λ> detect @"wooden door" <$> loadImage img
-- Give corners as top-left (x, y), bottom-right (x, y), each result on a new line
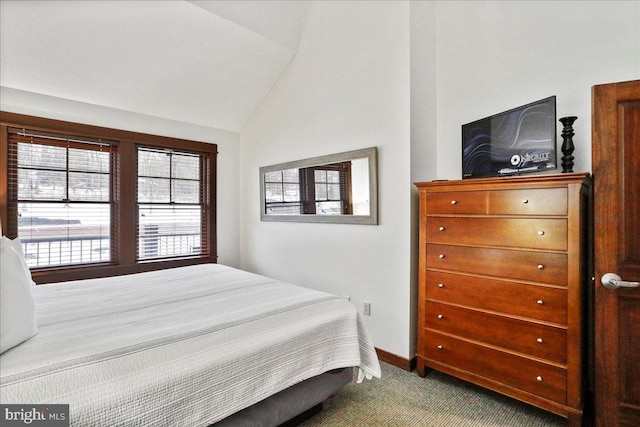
top-left (592, 79), bottom-right (640, 427)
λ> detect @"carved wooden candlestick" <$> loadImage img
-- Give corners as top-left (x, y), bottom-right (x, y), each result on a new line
top-left (560, 116), bottom-right (577, 173)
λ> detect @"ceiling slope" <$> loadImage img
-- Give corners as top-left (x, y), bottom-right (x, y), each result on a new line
top-left (0, 0), bottom-right (306, 132)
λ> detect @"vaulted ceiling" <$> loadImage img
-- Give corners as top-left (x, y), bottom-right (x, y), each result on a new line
top-left (0, 1), bottom-right (310, 132)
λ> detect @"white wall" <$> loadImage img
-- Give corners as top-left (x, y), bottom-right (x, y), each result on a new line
top-left (409, 0), bottom-right (438, 358)
top-left (0, 86), bottom-right (242, 267)
top-left (240, 0), bottom-right (639, 361)
top-left (433, 1), bottom-right (640, 180)
top-left (239, 1), bottom-right (412, 358)
top-left (350, 158), bottom-right (370, 216)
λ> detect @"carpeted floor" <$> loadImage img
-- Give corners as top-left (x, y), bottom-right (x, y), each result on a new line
top-left (298, 362), bottom-right (566, 426)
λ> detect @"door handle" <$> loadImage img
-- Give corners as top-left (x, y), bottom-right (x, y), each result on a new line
top-left (601, 273), bottom-right (640, 290)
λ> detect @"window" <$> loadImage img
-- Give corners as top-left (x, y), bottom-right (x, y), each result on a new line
top-left (263, 168), bottom-right (303, 215)
top-left (8, 129), bottom-right (114, 268)
top-left (311, 163), bottom-right (351, 215)
top-left (263, 162), bottom-right (351, 216)
top-left (137, 147), bottom-right (209, 260)
top-left (1, 112), bottom-right (217, 284)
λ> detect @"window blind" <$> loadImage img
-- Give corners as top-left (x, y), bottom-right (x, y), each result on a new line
top-left (136, 146), bottom-right (209, 260)
top-left (7, 128), bottom-right (116, 268)
top-left (263, 168), bottom-right (303, 215)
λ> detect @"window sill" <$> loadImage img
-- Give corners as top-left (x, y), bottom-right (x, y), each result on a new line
top-left (31, 255), bottom-right (218, 285)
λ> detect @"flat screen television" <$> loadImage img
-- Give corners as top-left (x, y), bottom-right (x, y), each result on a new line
top-left (462, 96), bottom-right (557, 179)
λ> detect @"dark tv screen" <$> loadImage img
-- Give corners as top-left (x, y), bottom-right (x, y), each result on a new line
top-left (462, 96), bottom-right (557, 179)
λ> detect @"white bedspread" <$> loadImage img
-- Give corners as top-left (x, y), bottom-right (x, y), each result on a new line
top-left (0, 264), bottom-right (381, 426)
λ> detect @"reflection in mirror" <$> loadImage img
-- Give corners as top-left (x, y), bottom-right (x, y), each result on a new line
top-left (260, 147), bottom-right (377, 224)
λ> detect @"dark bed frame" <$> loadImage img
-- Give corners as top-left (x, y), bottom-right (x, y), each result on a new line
top-left (212, 368), bottom-right (353, 427)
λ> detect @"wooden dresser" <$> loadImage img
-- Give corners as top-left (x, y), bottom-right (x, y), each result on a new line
top-left (415, 173), bottom-right (591, 426)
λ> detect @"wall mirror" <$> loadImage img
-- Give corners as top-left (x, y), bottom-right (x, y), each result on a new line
top-left (259, 147), bottom-right (378, 224)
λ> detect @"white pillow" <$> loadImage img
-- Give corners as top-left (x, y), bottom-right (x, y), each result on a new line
top-left (1, 236), bottom-right (38, 354)
top-left (4, 236), bottom-right (33, 281)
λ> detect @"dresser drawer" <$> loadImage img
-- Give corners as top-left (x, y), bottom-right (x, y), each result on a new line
top-left (425, 271), bottom-right (567, 324)
top-left (423, 330), bottom-right (567, 404)
top-left (425, 301), bottom-right (567, 364)
top-left (488, 188), bottom-right (567, 216)
top-left (426, 191), bottom-right (486, 214)
top-left (426, 244), bottom-right (567, 285)
top-left (426, 217), bottom-right (567, 251)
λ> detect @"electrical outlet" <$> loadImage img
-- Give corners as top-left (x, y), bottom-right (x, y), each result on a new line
top-left (363, 302), bottom-right (371, 316)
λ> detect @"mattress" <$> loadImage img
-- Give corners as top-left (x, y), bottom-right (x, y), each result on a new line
top-left (0, 264), bottom-right (381, 426)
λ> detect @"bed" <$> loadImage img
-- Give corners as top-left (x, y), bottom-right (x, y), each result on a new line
top-left (0, 258), bottom-right (381, 426)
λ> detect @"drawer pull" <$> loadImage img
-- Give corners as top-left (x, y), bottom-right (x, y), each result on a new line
top-left (438, 283), bottom-right (444, 288)
top-left (522, 199), bottom-right (529, 204)
top-left (437, 314), bottom-right (444, 319)
top-left (536, 299), bottom-right (544, 305)
top-left (536, 376), bottom-right (543, 382)
top-left (537, 264), bottom-right (544, 270)
top-left (439, 226), bottom-right (446, 231)
top-left (537, 338), bottom-right (544, 343)
top-left (437, 345), bottom-right (443, 350)
top-left (450, 200), bottom-right (457, 205)
top-left (439, 254), bottom-right (445, 259)
top-left (538, 230), bottom-right (545, 236)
